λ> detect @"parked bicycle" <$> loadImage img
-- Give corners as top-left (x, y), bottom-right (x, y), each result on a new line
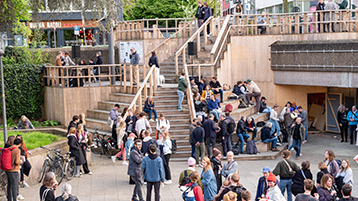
top-left (92, 128), bottom-right (116, 158)
top-left (0, 170), bottom-right (7, 197)
top-left (58, 150), bottom-right (76, 181)
top-left (38, 147), bottom-right (69, 185)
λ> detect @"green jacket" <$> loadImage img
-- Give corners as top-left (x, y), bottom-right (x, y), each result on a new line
top-left (273, 159), bottom-right (300, 178)
top-left (339, 0), bottom-right (348, 9)
top-left (177, 76), bottom-right (188, 92)
top-left (178, 168), bottom-right (203, 189)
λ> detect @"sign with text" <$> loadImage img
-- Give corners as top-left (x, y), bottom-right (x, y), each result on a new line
top-left (119, 41), bottom-right (144, 64)
top-left (74, 26), bottom-right (80, 35)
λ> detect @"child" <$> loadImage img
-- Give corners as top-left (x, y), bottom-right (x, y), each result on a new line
top-left (125, 133), bottom-right (136, 160)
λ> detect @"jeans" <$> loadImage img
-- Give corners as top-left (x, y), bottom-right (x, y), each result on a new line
top-left (222, 135), bottom-right (232, 157)
top-left (212, 89), bottom-right (223, 102)
top-left (210, 110), bottom-right (220, 121)
top-left (143, 108), bottom-right (158, 120)
top-left (177, 90), bottom-right (184, 109)
top-left (236, 132), bottom-right (250, 152)
top-left (147, 181), bottom-right (161, 201)
top-left (195, 142), bottom-right (206, 165)
top-left (6, 172), bottom-right (19, 201)
top-left (349, 125), bottom-right (357, 144)
top-left (190, 143), bottom-right (196, 158)
top-left (304, 125), bottom-right (308, 141)
top-left (270, 119), bottom-right (280, 136)
top-left (132, 176), bottom-right (144, 201)
top-left (262, 107), bottom-right (272, 113)
top-left (263, 137), bottom-right (278, 148)
top-left (206, 137), bottom-right (216, 157)
top-left (93, 67), bottom-right (99, 82)
top-left (288, 139), bottom-right (301, 158)
top-left (247, 128), bottom-right (257, 140)
top-left (279, 179), bottom-right (293, 201)
top-left (163, 154), bottom-right (171, 180)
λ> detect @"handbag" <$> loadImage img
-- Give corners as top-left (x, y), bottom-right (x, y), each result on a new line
top-left (283, 159), bottom-right (296, 175)
top-left (23, 160), bottom-right (32, 177)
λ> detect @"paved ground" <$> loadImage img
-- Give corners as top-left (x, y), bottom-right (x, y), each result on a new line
top-left (17, 132), bottom-right (358, 201)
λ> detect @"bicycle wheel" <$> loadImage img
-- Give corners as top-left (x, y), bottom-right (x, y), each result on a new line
top-left (38, 160), bottom-right (50, 183)
top-left (51, 163), bottom-right (64, 185)
top-left (64, 158), bottom-right (76, 181)
top-left (0, 170), bottom-right (7, 196)
top-left (104, 143), bottom-right (113, 158)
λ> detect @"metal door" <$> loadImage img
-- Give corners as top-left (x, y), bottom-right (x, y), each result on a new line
top-left (326, 93), bottom-right (342, 133)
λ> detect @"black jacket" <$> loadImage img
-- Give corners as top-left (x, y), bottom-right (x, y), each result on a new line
top-left (222, 116), bottom-right (235, 137)
top-left (148, 56), bottom-right (159, 68)
top-left (210, 156), bottom-right (222, 192)
top-left (291, 169), bottom-right (314, 196)
top-left (260, 101), bottom-right (267, 112)
top-left (68, 135), bottom-right (85, 165)
top-left (192, 127), bottom-right (205, 143)
top-left (96, 56), bottom-right (103, 65)
top-left (317, 169), bottom-right (329, 185)
top-left (203, 119), bottom-right (218, 138)
top-left (128, 146), bottom-right (144, 177)
top-left (232, 85), bottom-right (242, 96)
top-left (125, 114), bottom-right (138, 133)
top-left (236, 119), bottom-right (246, 134)
top-left (337, 111), bottom-right (348, 124)
top-left (195, 5), bottom-right (205, 19)
top-left (67, 121), bottom-right (78, 132)
top-left (245, 120), bottom-right (256, 131)
top-left (260, 126), bottom-right (273, 141)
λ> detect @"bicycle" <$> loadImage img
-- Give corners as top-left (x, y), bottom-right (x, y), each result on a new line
top-left (38, 147), bottom-right (64, 185)
top-left (58, 151), bottom-right (76, 181)
top-left (92, 128), bottom-right (116, 158)
top-left (0, 170), bottom-right (7, 197)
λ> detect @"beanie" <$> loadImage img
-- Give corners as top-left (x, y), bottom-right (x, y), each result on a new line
top-left (267, 173), bottom-right (276, 183)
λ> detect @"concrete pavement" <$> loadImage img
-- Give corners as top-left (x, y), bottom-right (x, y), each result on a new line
top-left (18, 132), bottom-right (358, 201)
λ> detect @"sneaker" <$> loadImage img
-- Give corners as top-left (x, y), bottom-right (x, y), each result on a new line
top-left (149, 119), bottom-right (155, 122)
top-left (290, 147), bottom-right (294, 151)
top-left (300, 153), bottom-right (303, 156)
top-left (164, 180), bottom-right (173, 185)
top-left (92, 144), bottom-right (98, 149)
top-left (122, 161), bottom-right (129, 165)
top-left (143, 182), bottom-right (147, 185)
top-left (86, 148), bottom-right (91, 152)
top-left (17, 194), bottom-right (24, 200)
top-left (86, 172), bottom-right (93, 175)
top-left (276, 142), bottom-right (282, 146)
top-left (21, 181), bottom-right (29, 188)
top-left (111, 156), bottom-right (116, 163)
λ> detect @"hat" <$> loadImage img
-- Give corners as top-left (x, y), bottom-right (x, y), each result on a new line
top-left (262, 166), bottom-right (271, 173)
top-left (190, 77), bottom-right (195, 81)
top-left (297, 106), bottom-right (303, 109)
top-left (213, 148), bottom-right (221, 157)
top-left (114, 103), bottom-right (120, 108)
top-left (261, 96), bottom-right (267, 100)
top-left (267, 173), bottom-right (276, 183)
top-left (129, 133), bottom-right (136, 138)
top-left (247, 79), bottom-right (252, 82)
top-left (188, 157), bottom-right (196, 166)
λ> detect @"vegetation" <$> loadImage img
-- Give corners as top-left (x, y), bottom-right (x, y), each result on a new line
top-left (0, 131), bottom-right (65, 150)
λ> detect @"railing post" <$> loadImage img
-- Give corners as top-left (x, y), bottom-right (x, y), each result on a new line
top-left (166, 20), bottom-right (169, 38)
top-left (98, 66), bottom-right (101, 86)
top-left (198, 64), bottom-right (201, 79)
top-left (204, 23), bottom-right (208, 44)
top-left (183, 48), bottom-right (186, 72)
top-left (130, 65), bottom-right (133, 93)
top-left (123, 65), bottom-right (127, 93)
top-left (197, 32), bottom-right (200, 53)
top-left (303, 13), bottom-right (308, 34)
top-left (175, 55), bottom-right (179, 75)
top-left (136, 65), bottom-right (140, 93)
top-left (149, 71), bottom-right (154, 96)
top-left (153, 66), bottom-right (157, 90)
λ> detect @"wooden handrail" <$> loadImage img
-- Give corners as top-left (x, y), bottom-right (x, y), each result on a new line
top-left (122, 65), bottom-right (156, 120)
top-left (183, 63), bottom-right (196, 123)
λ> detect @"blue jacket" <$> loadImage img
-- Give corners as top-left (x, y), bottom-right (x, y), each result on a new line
top-left (125, 139), bottom-right (134, 160)
top-left (260, 126), bottom-right (274, 141)
top-left (207, 98), bottom-right (221, 111)
top-left (192, 127), bottom-right (205, 143)
top-left (201, 169), bottom-right (217, 201)
top-left (255, 176), bottom-right (280, 201)
top-left (232, 85), bottom-right (242, 96)
top-left (141, 153), bottom-right (165, 182)
top-left (144, 99), bottom-right (155, 110)
top-left (347, 110), bottom-right (358, 126)
top-left (203, 119), bottom-right (219, 138)
top-left (204, 6), bottom-right (212, 20)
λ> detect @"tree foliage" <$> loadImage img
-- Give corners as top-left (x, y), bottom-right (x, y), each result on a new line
top-left (0, 0), bottom-right (31, 37)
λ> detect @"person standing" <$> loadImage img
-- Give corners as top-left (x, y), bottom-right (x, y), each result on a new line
top-left (148, 51), bottom-right (161, 87)
top-left (141, 144), bottom-right (165, 201)
top-left (39, 172), bottom-right (58, 201)
top-left (221, 151), bottom-right (238, 180)
top-left (265, 173), bottom-right (286, 201)
top-left (157, 130), bottom-right (173, 185)
top-left (184, 171), bottom-right (205, 201)
top-left (110, 103), bottom-right (120, 142)
top-left (317, 174), bottom-right (337, 201)
top-left (324, 150), bottom-right (340, 178)
top-left (346, 105), bottom-right (358, 144)
top-left (317, 162), bottom-right (329, 187)
top-left (189, 118), bottom-right (198, 158)
top-left (128, 139), bottom-right (144, 201)
top-left (178, 157), bottom-right (203, 189)
top-left (235, 116), bottom-right (250, 154)
top-left (55, 51), bottom-right (64, 85)
top-left (324, 0), bottom-right (337, 32)
top-left (76, 124), bottom-right (93, 174)
top-left (295, 179), bottom-right (319, 201)
top-left (255, 167), bottom-right (279, 201)
top-left (337, 105), bottom-right (348, 143)
top-left (288, 117), bottom-right (305, 159)
top-left (67, 127), bottom-right (85, 178)
top-left (291, 161), bottom-right (314, 196)
top-left (203, 2), bottom-right (212, 35)
top-left (6, 138), bottom-right (22, 201)
top-left (298, 106), bottom-right (309, 142)
top-left (337, 159), bottom-right (353, 187)
top-left (135, 112), bottom-right (152, 136)
top-left (143, 96), bottom-right (158, 122)
top-left (67, 115), bottom-right (80, 132)
top-left (125, 108), bottom-right (138, 134)
top-left (221, 113), bottom-right (235, 158)
top-left (94, 52), bottom-right (102, 81)
top-left (111, 121), bottom-right (128, 165)
top-left (195, 1), bottom-right (205, 34)
top-left (257, 12), bottom-right (267, 35)
top-left (214, 173), bottom-right (246, 201)
top-left (130, 47), bottom-right (140, 85)
top-left (156, 113), bottom-right (170, 139)
top-left (316, 0), bottom-right (326, 32)
top-left (210, 148), bottom-right (222, 193)
top-left (273, 150), bottom-right (300, 201)
top-left (201, 157), bottom-right (217, 201)
top-left (192, 121), bottom-right (206, 166)
top-left (177, 72), bottom-right (188, 111)
top-left (203, 114), bottom-right (220, 157)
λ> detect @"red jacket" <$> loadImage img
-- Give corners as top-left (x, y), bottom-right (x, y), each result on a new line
top-left (187, 183), bottom-right (204, 201)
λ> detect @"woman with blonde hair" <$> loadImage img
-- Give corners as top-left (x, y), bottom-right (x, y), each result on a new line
top-left (112, 121), bottom-right (128, 165)
top-left (337, 105), bottom-right (348, 142)
top-left (317, 174), bottom-right (336, 201)
top-left (336, 159), bottom-right (353, 197)
top-left (201, 157), bottom-right (217, 201)
top-left (39, 172), bottom-right (58, 201)
top-left (158, 130), bottom-right (172, 184)
top-left (317, 161), bottom-right (329, 187)
top-left (223, 191), bottom-right (237, 201)
top-left (17, 115), bottom-right (35, 129)
top-left (79, 113), bottom-right (95, 148)
top-left (76, 124), bottom-right (92, 175)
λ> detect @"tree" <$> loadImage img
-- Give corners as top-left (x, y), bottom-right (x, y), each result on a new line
top-left (0, 0), bottom-right (31, 37)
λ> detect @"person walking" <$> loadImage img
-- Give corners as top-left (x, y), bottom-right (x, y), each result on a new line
top-left (195, 1), bottom-right (205, 34)
top-left (110, 103), bottom-right (120, 142)
top-left (6, 138), bottom-right (22, 201)
top-left (111, 121), bottom-right (128, 165)
top-left (337, 105), bottom-right (348, 143)
top-left (128, 139), bottom-right (144, 201)
top-left (291, 161), bottom-right (314, 196)
top-left (130, 47), bottom-right (140, 85)
top-left (201, 157), bottom-right (217, 201)
top-left (148, 51), bottom-right (161, 87)
top-left (141, 144), bottom-right (165, 201)
top-left (210, 148), bottom-right (222, 193)
top-left (192, 121), bottom-right (206, 166)
top-left (203, 2), bottom-right (212, 35)
top-left (273, 150), bottom-right (300, 201)
top-left (297, 106), bottom-right (309, 142)
top-left (288, 117), bottom-right (305, 159)
top-left (221, 151), bottom-right (238, 180)
top-left (324, 150), bottom-right (340, 178)
top-left (177, 72), bottom-right (188, 111)
top-left (221, 113), bottom-right (235, 158)
top-left (143, 96), bottom-right (158, 122)
top-left (346, 105), bottom-right (358, 144)
top-left (235, 116), bottom-right (250, 154)
top-left (203, 114), bottom-right (220, 157)
top-left (157, 130), bottom-right (172, 185)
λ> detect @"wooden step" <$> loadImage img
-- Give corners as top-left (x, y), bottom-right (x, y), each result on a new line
top-left (97, 101), bottom-right (138, 112)
top-left (109, 93), bottom-right (143, 103)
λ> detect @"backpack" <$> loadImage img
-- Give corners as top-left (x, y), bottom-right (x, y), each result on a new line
top-left (0, 147), bottom-right (16, 170)
top-left (232, 144), bottom-right (240, 155)
top-left (227, 120), bottom-right (236, 134)
top-left (246, 140), bottom-right (258, 154)
top-left (180, 182), bottom-right (198, 201)
top-left (238, 103), bottom-right (246, 108)
top-left (107, 116), bottom-right (113, 128)
top-left (256, 121), bottom-right (265, 127)
top-left (170, 139), bottom-right (177, 154)
top-left (335, 159), bottom-right (342, 168)
top-left (180, 170), bottom-right (191, 186)
top-left (225, 104), bottom-right (233, 112)
top-left (229, 185), bottom-right (246, 201)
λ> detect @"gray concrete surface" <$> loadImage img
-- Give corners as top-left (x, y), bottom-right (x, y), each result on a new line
top-left (17, 132), bottom-right (358, 201)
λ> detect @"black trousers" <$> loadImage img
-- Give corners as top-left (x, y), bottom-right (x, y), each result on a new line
top-left (349, 125), bottom-right (357, 143)
top-left (147, 181), bottom-right (160, 201)
top-left (163, 154), bottom-right (171, 180)
top-left (6, 172), bottom-right (19, 201)
top-left (112, 124), bottom-right (117, 143)
top-left (81, 146), bottom-right (90, 174)
top-left (206, 137), bottom-right (216, 157)
top-left (340, 123), bottom-right (348, 142)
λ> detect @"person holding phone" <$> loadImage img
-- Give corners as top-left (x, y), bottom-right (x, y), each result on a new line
top-left (39, 172), bottom-right (58, 201)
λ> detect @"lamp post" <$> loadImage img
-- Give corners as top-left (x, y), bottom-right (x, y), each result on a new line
top-left (0, 50), bottom-right (7, 145)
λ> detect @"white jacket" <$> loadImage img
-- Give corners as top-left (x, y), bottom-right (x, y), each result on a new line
top-left (158, 138), bottom-right (172, 155)
top-left (266, 185), bottom-right (286, 201)
top-left (156, 119), bottom-right (170, 133)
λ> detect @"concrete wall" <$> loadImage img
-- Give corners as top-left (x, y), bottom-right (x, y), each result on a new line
top-left (222, 32), bottom-right (358, 110)
top-left (44, 86), bottom-right (117, 126)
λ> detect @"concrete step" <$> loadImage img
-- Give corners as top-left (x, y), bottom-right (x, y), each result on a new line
top-left (155, 99), bottom-right (188, 105)
top-left (149, 119), bottom-right (190, 127)
top-left (155, 104), bottom-right (189, 110)
top-left (153, 91), bottom-right (179, 96)
top-left (86, 118), bottom-right (112, 132)
top-left (153, 94), bottom-right (186, 101)
top-left (87, 109), bottom-right (110, 120)
top-left (109, 93), bottom-right (143, 103)
top-left (98, 101), bottom-right (138, 112)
